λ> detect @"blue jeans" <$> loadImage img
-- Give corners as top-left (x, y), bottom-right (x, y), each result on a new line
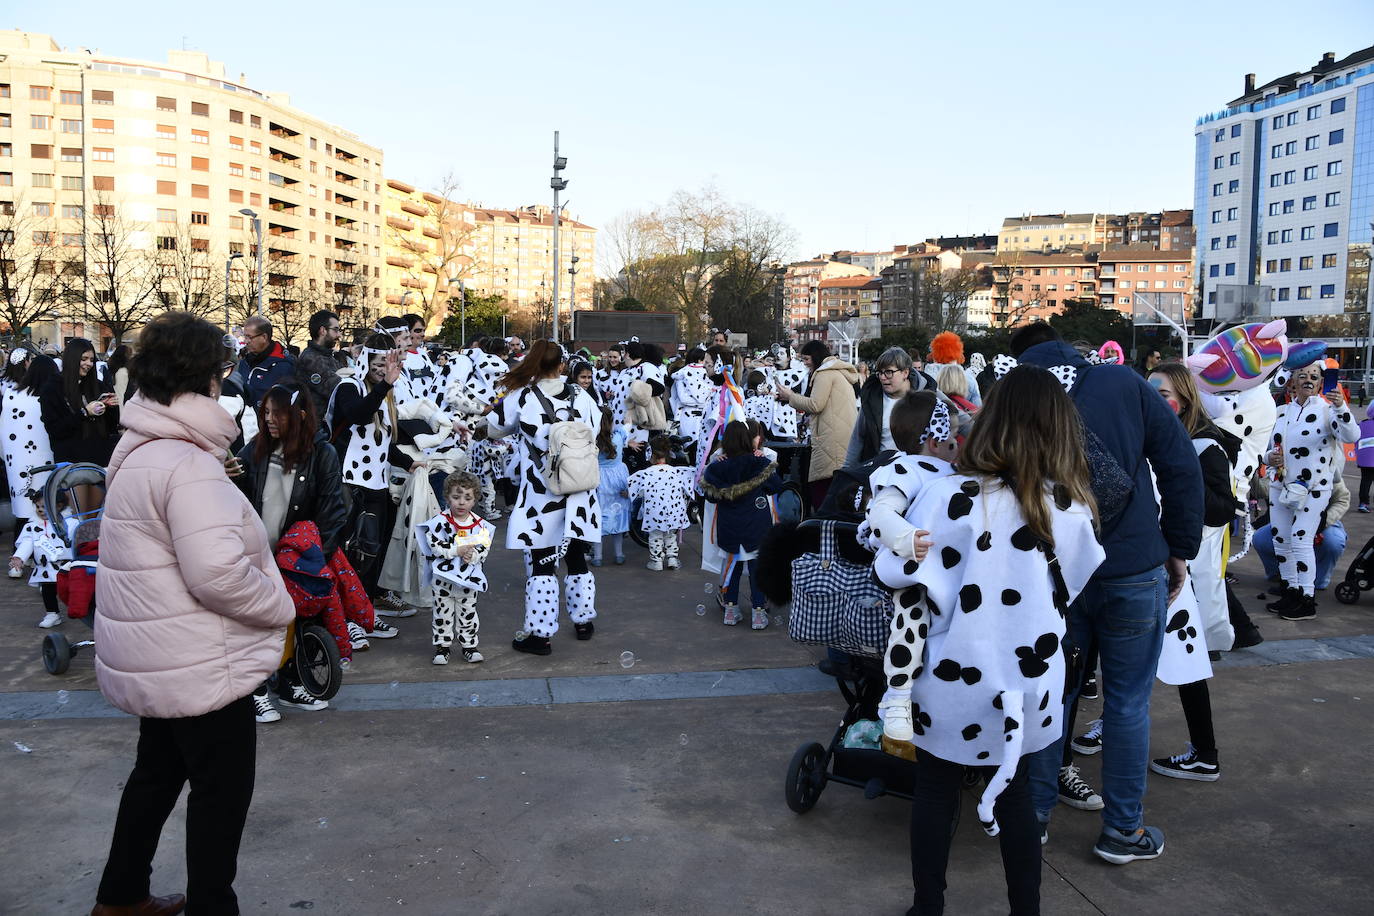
top-left (1029, 566), bottom-right (1167, 834)
top-left (1252, 521), bottom-right (1347, 588)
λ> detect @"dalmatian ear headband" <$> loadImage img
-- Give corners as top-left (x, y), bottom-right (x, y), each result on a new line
top-left (918, 400), bottom-right (951, 447)
top-left (991, 355), bottom-right (1078, 393)
top-left (265, 384), bottom-right (301, 406)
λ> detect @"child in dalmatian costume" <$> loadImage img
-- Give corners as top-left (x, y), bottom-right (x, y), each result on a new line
top-left (486, 340), bottom-right (602, 656)
top-left (1265, 360), bottom-right (1358, 618)
top-left (742, 370), bottom-right (775, 431)
top-left (1, 349), bottom-right (54, 528)
top-left (10, 492), bottom-right (69, 628)
top-left (418, 471), bottom-right (495, 665)
top-left (859, 393), bottom-right (958, 563)
top-left (595, 344), bottom-right (626, 408)
top-left (627, 436), bottom-right (695, 571)
top-left (869, 367), bottom-right (1103, 915)
top-left (669, 350), bottom-right (715, 447)
top-left (768, 346), bottom-right (808, 441)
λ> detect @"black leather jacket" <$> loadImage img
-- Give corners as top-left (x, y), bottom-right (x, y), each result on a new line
top-left (235, 430), bottom-right (347, 555)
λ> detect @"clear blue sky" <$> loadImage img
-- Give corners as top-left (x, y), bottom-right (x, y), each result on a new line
top-left (13, 1), bottom-right (1372, 266)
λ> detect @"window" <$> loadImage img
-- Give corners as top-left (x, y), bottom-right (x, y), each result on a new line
top-left (1270, 174), bottom-right (1283, 187)
top-left (1304, 165), bottom-right (1318, 180)
top-left (30, 85), bottom-right (51, 100)
top-left (1328, 160), bottom-right (1343, 176)
top-left (31, 231), bottom-right (53, 246)
top-left (1282, 200), bottom-right (1294, 214)
top-left (1325, 191), bottom-right (1341, 207)
top-left (229, 135), bottom-right (243, 150)
top-left (91, 89), bottom-right (113, 105)
top-left (1209, 264), bottom-right (1220, 278)
top-left (229, 109), bottom-right (243, 124)
top-left (0, 172), bottom-right (10, 186)
top-left (1211, 211), bottom-right (1222, 224)
top-left (60, 204), bottom-right (82, 220)
top-left (62, 233), bottom-right (81, 248)
top-left (250, 114), bottom-right (261, 129)
top-left (32, 172), bottom-right (52, 187)
top-left (1320, 284), bottom-right (1336, 299)
top-left (157, 208), bottom-right (176, 222)
top-left (30, 115), bottom-right (51, 129)
top-left (1280, 258), bottom-right (1292, 271)
top-left (1277, 288), bottom-right (1291, 301)
top-left (191, 156), bottom-right (209, 172)
top-left (249, 167), bottom-right (261, 180)
top-left (229, 216), bottom-right (244, 230)
top-left (1229, 151), bottom-right (1240, 165)
top-left (1224, 263), bottom-right (1236, 277)
top-left (1323, 223), bottom-right (1339, 238)
top-left (157, 96), bottom-right (176, 112)
top-left (228, 189), bottom-right (243, 203)
top-left (191, 129), bottom-right (209, 144)
top-left (32, 202), bottom-right (52, 217)
top-left (1284, 170), bottom-right (1295, 184)
top-left (1213, 155), bottom-right (1224, 169)
top-left (1329, 129), bottom-right (1344, 145)
top-left (60, 147), bottom-right (81, 162)
top-left (156, 152), bottom-right (176, 167)
top-left (1331, 97), bottom-right (1346, 114)
top-left (61, 175), bottom-right (80, 190)
top-left (1231, 124), bottom-right (1241, 137)
top-left (91, 118), bottom-right (114, 133)
top-left (157, 180), bottom-right (176, 195)
top-left (1306, 135), bottom-right (1320, 150)
top-left (1272, 115), bottom-right (1283, 129)
top-left (30, 144), bottom-right (52, 159)
top-left (1296, 286), bottom-right (1311, 300)
top-left (1300, 226), bottom-right (1314, 240)
top-left (157, 236), bottom-right (177, 251)
top-left (249, 140), bottom-right (261, 154)
top-left (1213, 182), bottom-right (1223, 196)
top-left (1215, 128), bottom-right (1224, 142)
top-left (191, 101), bottom-right (209, 117)
top-left (1227, 207), bottom-right (1238, 220)
top-left (190, 211), bottom-right (209, 225)
top-left (1120, 264), bottom-right (1132, 272)
top-left (60, 118), bottom-right (81, 133)
top-left (228, 162), bottom-right (243, 176)
top-left (1287, 111), bottom-right (1298, 125)
top-left (1271, 144), bottom-right (1282, 159)
top-left (1300, 256), bottom-right (1313, 270)
top-left (1281, 229), bottom-right (1293, 242)
top-left (92, 148), bottom-right (114, 162)
top-left (1226, 235), bottom-right (1237, 248)
top-left (1307, 104), bottom-right (1320, 120)
top-left (1266, 259), bottom-right (1278, 273)
top-left (154, 125), bottom-right (176, 141)
top-left (1285, 140), bottom-right (1297, 155)
top-left (92, 176), bottom-right (114, 191)
top-left (191, 184), bottom-right (209, 199)
top-left (1322, 254), bottom-right (1338, 268)
top-left (1210, 237), bottom-right (1221, 250)
top-left (1229, 179), bottom-right (1239, 192)
top-left (1300, 195), bottom-right (1315, 211)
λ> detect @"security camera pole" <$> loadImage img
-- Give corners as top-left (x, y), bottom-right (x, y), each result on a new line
top-left (550, 131), bottom-right (568, 343)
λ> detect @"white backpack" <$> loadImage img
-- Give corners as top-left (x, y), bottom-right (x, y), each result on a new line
top-left (531, 385), bottom-right (601, 496)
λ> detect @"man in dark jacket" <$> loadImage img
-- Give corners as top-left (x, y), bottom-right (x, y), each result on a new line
top-left (235, 316), bottom-right (296, 408)
top-left (1010, 322), bottom-right (1202, 867)
top-left (296, 310), bottom-right (348, 417)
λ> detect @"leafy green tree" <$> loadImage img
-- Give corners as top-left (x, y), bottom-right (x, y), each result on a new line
top-left (436, 291), bottom-right (507, 346)
top-left (1050, 299), bottom-right (1133, 349)
top-left (612, 296), bottom-right (646, 311)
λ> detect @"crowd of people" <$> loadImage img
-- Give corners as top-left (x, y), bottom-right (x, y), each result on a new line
top-left (0, 310), bottom-right (1355, 916)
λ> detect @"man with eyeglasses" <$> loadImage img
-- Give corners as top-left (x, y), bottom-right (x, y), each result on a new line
top-left (234, 316), bottom-right (296, 409)
top-left (297, 310), bottom-right (347, 417)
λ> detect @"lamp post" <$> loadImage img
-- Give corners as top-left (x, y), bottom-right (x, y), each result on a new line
top-left (238, 208), bottom-right (264, 316)
top-left (223, 252), bottom-right (244, 332)
top-left (549, 131), bottom-right (568, 344)
top-left (454, 278), bottom-right (467, 347)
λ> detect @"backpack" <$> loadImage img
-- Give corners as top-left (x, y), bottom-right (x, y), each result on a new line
top-left (530, 384), bottom-right (601, 496)
top-left (816, 449), bottom-right (899, 522)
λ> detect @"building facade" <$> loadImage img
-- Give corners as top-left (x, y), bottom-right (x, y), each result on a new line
top-left (783, 259), bottom-right (870, 327)
top-left (465, 205), bottom-right (596, 316)
top-left (989, 252), bottom-right (1096, 326)
top-left (1095, 246), bottom-right (1193, 316)
top-left (997, 213), bottom-right (1104, 252)
top-left (1193, 46), bottom-right (1374, 318)
top-left (0, 31), bottom-right (385, 346)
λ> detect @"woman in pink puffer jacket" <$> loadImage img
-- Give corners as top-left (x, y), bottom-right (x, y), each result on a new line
top-left (91, 312), bottom-right (294, 916)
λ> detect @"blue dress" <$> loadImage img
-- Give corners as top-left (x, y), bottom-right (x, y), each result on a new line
top-left (598, 427), bottom-right (632, 536)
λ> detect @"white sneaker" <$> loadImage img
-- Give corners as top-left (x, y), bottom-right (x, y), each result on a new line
top-left (665, 557), bottom-right (680, 570)
top-left (646, 559), bottom-right (663, 571)
top-left (374, 592), bottom-right (418, 618)
top-left (7, 566), bottom-right (22, 579)
top-left (277, 684), bottom-right (329, 711)
top-left (750, 608), bottom-right (769, 630)
top-left (253, 691), bottom-right (281, 724)
top-left (432, 647), bottom-right (450, 665)
top-left (461, 648), bottom-right (484, 663)
top-left (366, 619), bottom-right (399, 639)
top-left (38, 611), bottom-right (62, 628)
top-left (722, 604), bottom-right (743, 626)
top-left (878, 696), bottom-right (914, 742)
top-left (347, 621), bottom-right (370, 651)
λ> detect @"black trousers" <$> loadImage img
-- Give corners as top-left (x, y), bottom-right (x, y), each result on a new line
top-left (1360, 467), bottom-right (1374, 505)
top-left (40, 582), bottom-right (58, 613)
top-left (96, 695), bottom-right (256, 915)
top-left (909, 752), bottom-right (1040, 916)
top-left (529, 541), bottom-right (591, 577)
top-left (346, 484), bottom-right (396, 599)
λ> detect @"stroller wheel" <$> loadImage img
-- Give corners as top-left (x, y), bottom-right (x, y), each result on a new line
top-left (1334, 581), bottom-right (1361, 605)
top-left (295, 623), bottom-right (343, 701)
top-left (42, 632), bottom-right (72, 675)
top-left (784, 742), bottom-right (828, 813)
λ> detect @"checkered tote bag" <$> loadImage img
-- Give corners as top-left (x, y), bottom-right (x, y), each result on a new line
top-left (788, 520), bottom-right (893, 656)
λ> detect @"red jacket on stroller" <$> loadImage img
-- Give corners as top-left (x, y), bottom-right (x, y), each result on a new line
top-left (274, 521), bottom-right (375, 659)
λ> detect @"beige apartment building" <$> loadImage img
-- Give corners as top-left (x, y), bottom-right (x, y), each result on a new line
top-left (466, 205), bottom-right (596, 315)
top-left (380, 177), bottom-right (475, 329)
top-left (0, 30), bottom-right (384, 347)
top-left (784, 258), bottom-right (870, 327)
top-left (998, 213), bottom-right (1105, 252)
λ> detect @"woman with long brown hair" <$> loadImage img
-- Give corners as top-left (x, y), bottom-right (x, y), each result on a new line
top-left (874, 365), bottom-right (1103, 916)
top-left (487, 339), bottom-right (603, 656)
top-left (39, 338), bottom-right (118, 511)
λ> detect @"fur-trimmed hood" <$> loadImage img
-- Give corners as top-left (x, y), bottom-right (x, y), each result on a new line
top-left (702, 455), bottom-right (778, 502)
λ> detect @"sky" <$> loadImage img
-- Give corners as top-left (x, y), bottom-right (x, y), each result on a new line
top-left (12, 0), bottom-right (1373, 270)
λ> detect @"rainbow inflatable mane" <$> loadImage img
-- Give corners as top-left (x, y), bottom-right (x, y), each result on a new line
top-left (1184, 319), bottom-right (1288, 393)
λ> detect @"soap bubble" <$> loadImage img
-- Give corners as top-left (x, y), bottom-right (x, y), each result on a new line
top-left (56, 690), bottom-right (69, 706)
top-left (695, 604), bottom-right (706, 616)
top-left (317, 818), bottom-right (329, 829)
top-left (469, 694), bottom-right (479, 706)
top-left (619, 651), bottom-right (635, 669)
top-left (773, 615), bottom-right (783, 628)
top-left (704, 583), bottom-right (714, 595)
top-left (679, 733), bottom-right (689, 746)
top-left (13, 742), bottom-right (32, 753)
top-left (389, 681), bottom-right (399, 690)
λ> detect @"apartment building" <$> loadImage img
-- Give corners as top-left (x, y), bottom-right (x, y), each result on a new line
top-left (783, 258), bottom-right (870, 327)
top-left (0, 31), bottom-right (385, 346)
top-left (465, 205), bottom-right (596, 315)
top-left (816, 275), bottom-right (878, 322)
top-left (877, 244), bottom-right (961, 329)
top-left (1193, 45), bottom-right (1374, 318)
top-left (989, 252), bottom-right (1096, 327)
top-left (1096, 246), bottom-right (1193, 316)
top-left (379, 177), bottom-right (478, 327)
top-left (997, 213), bottom-right (1104, 252)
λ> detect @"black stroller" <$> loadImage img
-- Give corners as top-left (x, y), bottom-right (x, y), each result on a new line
top-left (35, 462), bottom-right (106, 675)
top-left (1333, 533), bottom-right (1374, 605)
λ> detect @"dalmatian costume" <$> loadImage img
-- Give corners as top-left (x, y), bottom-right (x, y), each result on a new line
top-left (860, 402), bottom-right (957, 558)
top-left (1202, 385), bottom-right (1277, 562)
top-left (627, 463), bottom-right (694, 567)
top-left (769, 360), bottom-right (808, 441)
top-left (875, 474), bottom-right (1103, 834)
top-left (669, 363), bottom-right (715, 444)
top-left (403, 348), bottom-right (441, 404)
top-left (1, 373), bottom-right (53, 522)
top-left (486, 378), bottom-right (602, 639)
top-left (463, 352), bottom-right (510, 409)
top-left (334, 371), bottom-right (398, 490)
top-left (1268, 386), bottom-right (1358, 596)
top-left (14, 517), bottom-right (65, 585)
top-left (419, 510), bottom-right (495, 654)
top-left (596, 364), bottom-right (625, 409)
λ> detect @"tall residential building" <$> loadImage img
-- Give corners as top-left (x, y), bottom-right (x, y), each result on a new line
top-left (465, 205), bottom-right (596, 315)
top-left (1193, 46), bottom-right (1374, 318)
top-left (783, 258), bottom-right (870, 327)
top-left (989, 252), bottom-right (1096, 327)
top-left (816, 275), bottom-right (877, 322)
top-left (1095, 246), bottom-right (1193, 314)
top-left (380, 177), bottom-right (475, 328)
top-left (0, 31), bottom-right (385, 346)
top-left (877, 244), bottom-right (961, 329)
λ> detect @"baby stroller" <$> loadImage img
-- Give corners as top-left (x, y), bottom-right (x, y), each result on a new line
top-left (36, 462), bottom-right (106, 675)
top-left (629, 434), bottom-right (705, 549)
top-left (1333, 534), bottom-right (1374, 605)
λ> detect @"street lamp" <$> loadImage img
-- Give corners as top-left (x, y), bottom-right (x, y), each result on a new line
top-left (223, 252), bottom-right (244, 332)
top-left (448, 277), bottom-right (467, 347)
top-left (550, 131), bottom-right (568, 344)
top-left (568, 255), bottom-right (579, 319)
top-left (239, 208), bottom-right (264, 317)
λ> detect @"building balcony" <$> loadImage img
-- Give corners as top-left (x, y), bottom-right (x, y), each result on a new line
top-left (400, 203), bottom-right (427, 217)
top-left (386, 216), bottom-right (414, 232)
top-left (386, 255), bottom-right (414, 269)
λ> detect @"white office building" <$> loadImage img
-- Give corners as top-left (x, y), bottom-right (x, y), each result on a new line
top-left (1194, 46), bottom-right (1373, 318)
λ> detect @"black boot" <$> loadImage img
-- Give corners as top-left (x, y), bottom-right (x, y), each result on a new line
top-left (1267, 587), bottom-right (1301, 613)
top-left (1279, 592), bottom-right (1317, 620)
top-left (1232, 623), bottom-right (1264, 649)
top-left (512, 633), bottom-right (552, 656)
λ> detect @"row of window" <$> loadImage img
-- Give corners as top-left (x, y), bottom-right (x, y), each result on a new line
top-left (1264, 254), bottom-right (1340, 272)
top-left (1270, 130), bottom-right (1344, 158)
top-left (1209, 234), bottom-right (1240, 250)
top-left (1265, 224), bottom-right (1341, 243)
top-left (1213, 123), bottom-right (1245, 142)
top-left (1269, 97), bottom-right (1346, 131)
top-left (0, 85), bottom-right (109, 104)
top-left (1268, 160), bottom-right (1343, 185)
top-left (1208, 263), bottom-right (1238, 278)
top-left (1267, 193), bottom-right (1342, 214)
top-left (1274, 285), bottom-right (1336, 301)
top-left (1211, 179), bottom-right (1242, 197)
top-left (1213, 151), bottom-right (1243, 169)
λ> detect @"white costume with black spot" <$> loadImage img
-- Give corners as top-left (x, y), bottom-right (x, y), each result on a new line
top-left (1269, 395), bottom-right (1358, 595)
top-left (875, 475), bottom-right (1102, 834)
top-left (464, 353), bottom-right (509, 409)
top-left (1, 380), bottom-right (53, 521)
top-left (403, 350), bottom-right (440, 404)
top-left (861, 454), bottom-right (956, 558)
top-left (628, 463), bottom-right (693, 564)
top-left (14, 517), bottom-right (64, 585)
top-left (770, 364), bottom-right (808, 440)
top-left (669, 364), bottom-right (715, 444)
top-left (419, 511), bottom-right (494, 649)
top-left (336, 378), bottom-right (395, 490)
top-left (1203, 385), bottom-right (1277, 561)
top-left (620, 362), bottom-right (666, 442)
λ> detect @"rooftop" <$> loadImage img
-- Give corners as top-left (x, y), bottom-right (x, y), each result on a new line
top-left (1001, 213), bottom-right (1098, 228)
top-left (1229, 45), bottom-right (1374, 106)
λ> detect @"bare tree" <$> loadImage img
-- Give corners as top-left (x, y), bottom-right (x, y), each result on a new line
top-left (916, 266), bottom-right (989, 333)
top-left (383, 172), bottom-right (478, 328)
top-left (157, 219), bottom-right (225, 322)
top-left (0, 192), bottom-right (64, 343)
top-left (60, 193), bottom-right (164, 346)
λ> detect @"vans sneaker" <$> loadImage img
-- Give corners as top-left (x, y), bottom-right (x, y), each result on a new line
top-left (374, 592), bottom-right (417, 618)
top-left (461, 648), bottom-right (484, 663)
top-left (1150, 744), bottom-right (1220, 782)
top-left (1080, 673), bottom-right (1099, 699)
top-left (38, 611), bottom-right (62, 629)
top-left (1071, 718), bottom-right (1104, 755)
top-left (432, 646), bottom-right (451, 665)
top-left (276, 684), bottom-right (329, 711)
top-left (1058, 765), bottom-right (1104, 810)
top-left (366, 619), bottom-right (399, 639)
top-left (253, 691), bottom-right (281, 724)
top-left (347, 621), bottom-right (370, 651)
top-left (1094, 825), bottom-right (1165, 865)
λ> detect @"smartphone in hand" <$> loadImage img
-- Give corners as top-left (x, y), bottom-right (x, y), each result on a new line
top-left (1322, 367), bottom-right (1340, 394)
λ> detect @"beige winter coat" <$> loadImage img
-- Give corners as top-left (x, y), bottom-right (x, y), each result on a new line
top-left (783, 358), bottom-right (860, 481)
top-left (95, 393), bottom-right (294, 719)
top-left (627, 379), bottom-right (668, 431)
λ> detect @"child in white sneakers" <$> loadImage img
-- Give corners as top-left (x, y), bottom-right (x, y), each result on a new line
top-left (419, 471), bottom-right (494, 665)
top-left (628, 435), bottom-right (694, 571)
top-left (10, 490), bottom-right (68, 628)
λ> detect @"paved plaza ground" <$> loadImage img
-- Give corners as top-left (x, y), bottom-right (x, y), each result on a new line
top-left (2, 471), bottom-right (1373, 915)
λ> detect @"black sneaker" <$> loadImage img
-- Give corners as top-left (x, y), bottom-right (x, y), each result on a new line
top-left (1070, 718), bottom-right (1103, 755)
top-left (512, 633), bottom-right (552, 656)
top-left (574, 622), bottom-right (594, 641)
top-left (1058, 765), bottom-right (1104, 810)
top-left (1232, 625), bottom-right (1264, 649)
top-left (1279, 594), bottom-right (1317, 620)
top-left (1267, 588), bottom-right (1301, 614)
top-left (276, 683), bottom-right (329, 711)
top-left (1094, 825), bottom-right (1165, 865)
top-left (1081, 673), bottom-right (1099, 699)
top-left (1150, 744), bottom-right (1220, 782)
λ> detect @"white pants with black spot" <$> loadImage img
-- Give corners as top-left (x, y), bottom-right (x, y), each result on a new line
top-left (523, 543), bottom-right (596, 638)
top-left (647, 530), bottom-right (679, 564)
top-left (1269, 486), bottom-right (1330, 596)
top-left (431, 582), bottom-right (480, 649)
top-left (477, 475), bottom-right (498, 516)
top-left (883, 585), bottom-right (931, 694)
